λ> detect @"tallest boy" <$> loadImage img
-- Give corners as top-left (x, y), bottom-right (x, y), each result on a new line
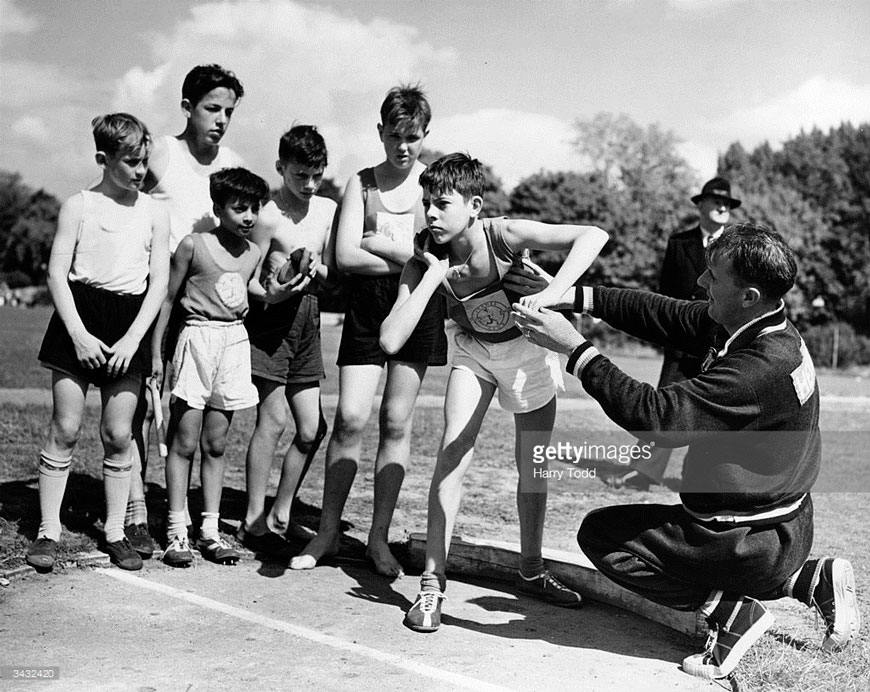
top-left (125, 65), bottom-right (245, 557)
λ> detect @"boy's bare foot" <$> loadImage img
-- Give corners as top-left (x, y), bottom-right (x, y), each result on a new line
top-left (366, 539), bottom-right (404, 578)
top-left (289, 532), bottom-right (339, 570)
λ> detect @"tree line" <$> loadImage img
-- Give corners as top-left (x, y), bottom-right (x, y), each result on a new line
top-left (2, 114), bottom-right (867, 364)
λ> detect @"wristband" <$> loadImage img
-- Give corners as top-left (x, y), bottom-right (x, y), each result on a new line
top-left (566, 341), bottom-right (593, 374)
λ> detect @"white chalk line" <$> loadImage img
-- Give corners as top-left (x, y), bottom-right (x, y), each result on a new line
top-left (95, 568), bottom-right (515, 692)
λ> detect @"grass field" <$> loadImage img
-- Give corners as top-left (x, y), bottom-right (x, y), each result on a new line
top-left (1, 305), bottom-right (868, 690)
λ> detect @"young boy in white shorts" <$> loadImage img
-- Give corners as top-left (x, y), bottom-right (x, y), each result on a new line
top-left (379, 153), bottom-right (608, 632)
top-left (151, 167), bottom-right (266, 567)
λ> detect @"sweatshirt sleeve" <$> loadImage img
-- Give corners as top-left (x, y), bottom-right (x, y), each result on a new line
top-left (575, 286), bottom-right (717, 358)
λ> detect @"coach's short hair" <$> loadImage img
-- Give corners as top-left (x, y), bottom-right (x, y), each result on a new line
top-left (209, 167), bottom-right (269, 208)
top-left (380, 83), bottom-right (431, 132)
top-left (91, 113), bottom-right (151, 156)
top-left (706, 223), bottom-right (798, 299)
top-left (419, 153), bottom-right (486, 201)
top-left (182, 64), bottom-right (244, 106)
top-left (278, 125), bottom-right (328, 169)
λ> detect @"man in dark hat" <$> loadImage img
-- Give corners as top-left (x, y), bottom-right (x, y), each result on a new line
top-left (606, 176), bottom-right (741, 490)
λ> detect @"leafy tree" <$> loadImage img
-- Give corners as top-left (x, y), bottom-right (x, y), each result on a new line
top-left (508, 113), bottom-right (697, 290)
top-left (0, 171), bottom-right (60, 286)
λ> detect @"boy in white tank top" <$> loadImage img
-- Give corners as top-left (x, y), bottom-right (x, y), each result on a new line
top-left (26, 114), bottom-right (170, 573)
top-left (126, 64), bottom-right (245, 559)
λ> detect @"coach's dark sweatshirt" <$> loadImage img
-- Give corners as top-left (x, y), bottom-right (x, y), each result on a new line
top-left (570, 287), bottom-right (820, 523)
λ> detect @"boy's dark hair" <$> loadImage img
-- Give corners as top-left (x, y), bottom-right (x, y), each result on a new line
top-left (210, 167), bottom-right (270, 208)
top-left (182, 64), bottom-right (244, 106)
top-left (706, 223), bottom-right (798, 299)
top-left (380, 83), bottom-right (431, 132)
top-left (91, 113), bottom-right (151, 156)
top-left (419, 153), bottom-right (486, 200)
top-left (278, 125), bottom-right (328, 168)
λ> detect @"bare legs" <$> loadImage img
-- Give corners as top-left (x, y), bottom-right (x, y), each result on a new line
top-left (293, 360), bottom-right (426, 576)
top-left (243, 379), bottom-right (325, 539)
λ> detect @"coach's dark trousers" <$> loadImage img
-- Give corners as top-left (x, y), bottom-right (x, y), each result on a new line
top-left (577, 498), bottom-right (814, 611)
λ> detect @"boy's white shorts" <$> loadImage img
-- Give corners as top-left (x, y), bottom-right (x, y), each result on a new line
top-left (169, 321), bottom-right (259, 411)
top-left (449, 325), bottom-right (563, 413)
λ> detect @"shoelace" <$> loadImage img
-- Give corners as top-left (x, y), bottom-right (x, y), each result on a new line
top-left (701, 626), bottom-right (720, 663)
top-left (168, 535), bottom-right (194, 557)
top-left (416, 592), bottom-right (446, 613)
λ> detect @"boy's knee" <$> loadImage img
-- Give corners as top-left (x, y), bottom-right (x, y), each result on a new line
top-left (380, 408), bottom-right (413, 442)
top-left (335, 408), bottom-right (367, 440)
top-left (293, 418), bottom-right (327, 454)
top-left (101, 422), bottom-right (133, 454)
top-left (201, 433), bottom-right (227, 459)
top-left (50, 416), bottom-right (81, 449)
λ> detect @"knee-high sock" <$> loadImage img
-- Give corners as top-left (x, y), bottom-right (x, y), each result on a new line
top-left (103, 454), bottom-right (133, 543)
top-left (37, 450), bottom-right (72, 542)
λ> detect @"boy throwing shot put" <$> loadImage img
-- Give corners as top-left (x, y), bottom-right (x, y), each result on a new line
top-left (151, 168), bottom-right (266, 567)
top-left (240, 125), bottom-right (337, 553)
top-left (379, 153), bottom-right (608, 632)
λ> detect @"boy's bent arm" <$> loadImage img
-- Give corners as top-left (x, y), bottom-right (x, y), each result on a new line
top-left (335, 175), bottom-right (403, 275)
top-left (47, 195), bottom-right (110, 367)
top-left (247, 202), bottom-right (280, 302)
top-left (379, 256), bottom-right (444, 354)
top-left (505, 220), bottom-right (608, 310)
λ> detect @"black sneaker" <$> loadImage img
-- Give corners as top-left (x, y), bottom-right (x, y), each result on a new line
top-left (104, 537), bottom-right (144, 571)
top-left (403, 591), bottom-right (447, 633)
top-left (683, 596), bottom-right (774, 680)
top-left (196, 535), bottom-right (240, 565)
top-left (124, 523), bottom-right (155, 559)
top-left (163, 534), bottom-right (195, 568)
top-left (515, 570), bottom-right (583, 608)
top-left (811, 558), bottom-right (860, 652)
top-left (26, 537), bottom-right (58, 572)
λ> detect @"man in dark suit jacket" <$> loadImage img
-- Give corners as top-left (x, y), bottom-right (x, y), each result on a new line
top-left (607, 177), bottom-right (742, 490)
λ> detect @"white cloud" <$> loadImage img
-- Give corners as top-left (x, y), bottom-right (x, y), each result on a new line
top-left (718, 76), bottom-right (870, 146)
top-left (0, 0), bottom-right (38, 35)
top-left (428, 109), bottom-right (582, 190)
top-left (11, 115), bottom-right (49, 142)
top-left (666, 0), bottom-right (749, 13)
top-left (678, 76), bottom-right (870, 183)
top-left (111, 0), bottom-right (457, 188)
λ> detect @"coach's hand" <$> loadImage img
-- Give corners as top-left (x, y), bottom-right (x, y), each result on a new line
top-left (503, 258), bottom-right (551, 296)
top-left (512, 304), bottom-right (585, 356)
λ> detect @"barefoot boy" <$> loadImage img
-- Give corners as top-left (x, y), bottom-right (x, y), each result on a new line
top-left (292, 85), bottom-right (447, 576)
top-left (151, 168), bottom-right (266, 567)
top-left (379, 153), bottom-right (608, 632)
top-left (239, 125), bottom-right (337, 553)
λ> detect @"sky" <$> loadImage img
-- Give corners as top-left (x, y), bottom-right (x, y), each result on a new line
top-left (1, 0), bottom-right (869, 200)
